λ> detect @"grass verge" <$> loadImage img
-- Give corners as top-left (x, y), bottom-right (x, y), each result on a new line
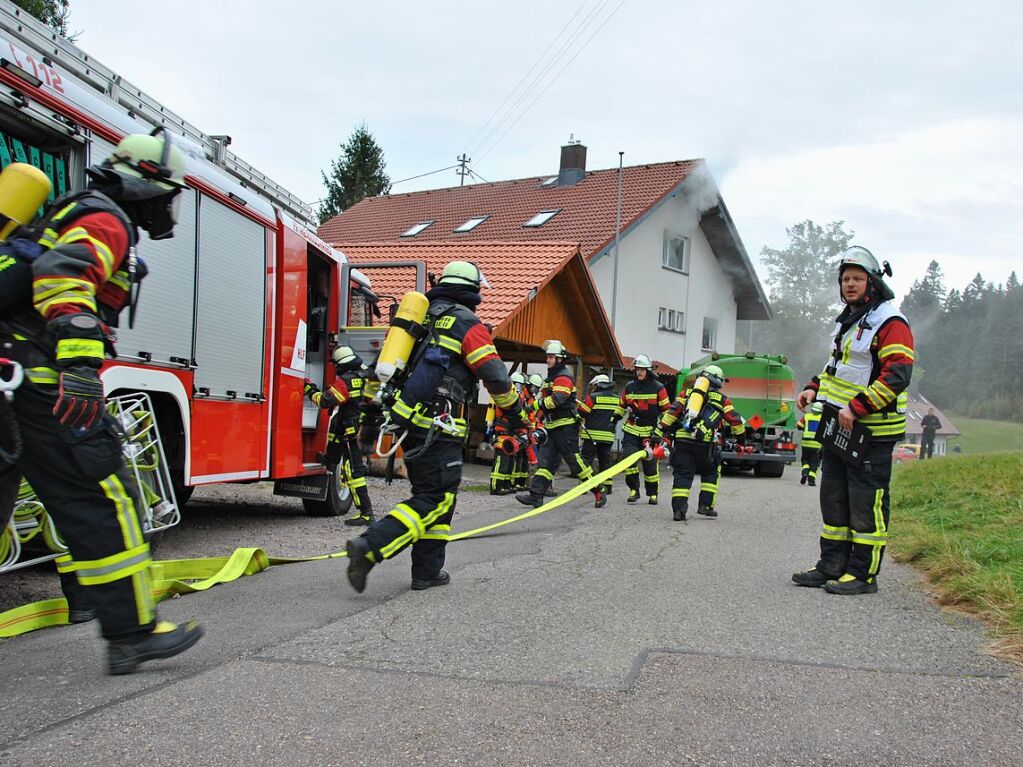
top-left (891, 452), bottom-right (1023, 664)
top-left (947, 414), bottom-right (1023, 454)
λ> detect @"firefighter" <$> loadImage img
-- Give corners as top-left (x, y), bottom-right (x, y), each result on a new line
top-left (797, 403), bottom-right (823, 486)
top-left (792, 246), bottom-right (914, 595)
top-left (0, 130), bottom-right (202, 674)
top-left (484, 374), bottom-right (520, 496)
top-left (660, 365), bottom-right (745, 521)
top-left (616, 356), bottom-right (670, 504)
top-left (578, 373), bottom-right (618, 494)
top-left (509, 372), bottom-right (533, 490)
top-left (516, 341), bottom-right (606, 509)
top-left (304, 346), bottom-right (373, 525)
top-left (785, 249), bottom-right (916, 597)
top-left (345, 261), bottom-right (529, 593)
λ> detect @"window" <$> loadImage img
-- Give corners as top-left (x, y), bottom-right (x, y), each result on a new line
top-left (702, 317), bottom-right (718, 350)
top-left (523, 209), bottom-right (561, 227)
top-left (540, 177), bottom-right (558, 188)
top-left (454, 215), bottom-right (489, 233)
top-left (400, 220), bottom-right (434, 237)
top-left (657, 306), bottom-right (685, 334)
top-left (662, 232), bottom-right (689, 273)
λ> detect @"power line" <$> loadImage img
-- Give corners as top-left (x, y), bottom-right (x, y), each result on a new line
top-left (462, 0), bottom-right (592, 158)
top-left (476, 0), bottom-right (627, 164)
top-left (469, 0), bottom-right (614, 161)
top-left (390, 164), bottom-right (460, 187)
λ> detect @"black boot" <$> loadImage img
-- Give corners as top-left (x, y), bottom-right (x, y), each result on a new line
top-left (411, 570), bottom-right (451, 591)
top-left (672, 500), bottom-right (688, 522)
top-left (345, 491), bottom-right (374, 526)
top-left (515, 491), bottom-right (543, 508)
top-left (697, 505), bottom-right (718, 517)
top-left (800, 470), bottom-right (808, 485)
top-left (107, 620), bottom-right (203, 675)
top-left (808, 475), bottom-right (816, 487)
top-left (824, 575), bottom-right (878, 595)
top-left (593, 490), bottom-right (607, 508)
top-left (345, 537), bottom-right (375, 593)
top-left (626, 490), bottom-right (639, 504)
top-left (59, 570), bottom-right (95, 624)
top-left (791, 568), bottom-right (832, 588)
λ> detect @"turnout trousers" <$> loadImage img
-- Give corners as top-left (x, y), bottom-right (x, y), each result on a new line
top-left (0, 379), bottom-right (155, 640)
top-left (489, 446), bottom-right (515, 494)
top-left (581, 438), bottom-right (613, 492)
top-left (528, 423), bottom-right (593, 496)
top-left (622, 432), bottom-right (659, 497)
top-left (361, 438), bottom-right (461, 581)
top-left (326, 414), bottom-right (372, 514)
top-left (669, 439), bottom-right (720, 514)
top-left (511, 448), bottom-right (530, 490)
top-left (816, 441), bottom-right (893, 583)
top-left (801, 446), bottom-right (821, 480)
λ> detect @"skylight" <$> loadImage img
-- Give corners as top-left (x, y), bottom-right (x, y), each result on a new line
top-left (523, 209), bottom-right (561, 228)
top-left (454, 215), bottom-right (488, 233)
top-left (400, 220), bottom-right (434, 237)
top-left (540, 177), bottom-right (558, 188)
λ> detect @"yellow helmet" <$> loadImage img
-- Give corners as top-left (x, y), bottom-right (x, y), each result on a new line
top-left (439, 260), bottom-right (490, 289)
top-left (98, 128), bottom-right (187, 197)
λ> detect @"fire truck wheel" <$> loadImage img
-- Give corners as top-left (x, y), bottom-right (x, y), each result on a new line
top-left (302, 467), bottom-right (355, 517)
top-left (753, 461), bottom-right (785, 478)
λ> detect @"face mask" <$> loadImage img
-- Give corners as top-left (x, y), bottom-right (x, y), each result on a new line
top-left (142, 192), bottom-right (181, 240)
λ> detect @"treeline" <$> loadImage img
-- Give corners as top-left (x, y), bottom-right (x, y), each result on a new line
top-left (901, 263), bottom-right (1023, 421)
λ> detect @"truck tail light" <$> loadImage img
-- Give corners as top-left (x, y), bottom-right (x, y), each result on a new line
top-left (774, 441), bottom-right (797, 451)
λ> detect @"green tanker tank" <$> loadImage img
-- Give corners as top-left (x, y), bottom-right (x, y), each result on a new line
top-left (677, 352), bottom-right (798, 477)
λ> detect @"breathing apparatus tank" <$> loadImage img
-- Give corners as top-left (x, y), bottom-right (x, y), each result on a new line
top-left (0, 163), bottom-right (52, 241)
top-left (682, 373), bottom-right (712, 431)
top-left (375, 291), bottom-right (429, 385)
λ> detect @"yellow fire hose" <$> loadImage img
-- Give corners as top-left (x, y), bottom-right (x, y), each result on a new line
top-left (0, 451), bottom-right (647, 638)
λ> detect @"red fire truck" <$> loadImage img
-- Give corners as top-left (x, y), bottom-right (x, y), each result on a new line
top-left (0, 2), bottom-right (378, 516)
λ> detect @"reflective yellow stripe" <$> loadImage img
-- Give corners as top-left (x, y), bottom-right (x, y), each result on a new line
top-left (55, 338), bottom-right (104, 362)
top-left (55, 226), bottom-right (116, 278)
top-left (465, 344), bottom-right (497, 364)
top-left (493, 389), bottom-right (519, 409)
top-left (879, 343), bottom-right (914, 360)
top-left (72, 543), bottom-right (150, 585)
top-left (436, 334), bottom-right (462, 353)
top-left (26, 366), bottom-right (59, 385)
top-left (821, 524), bottom-right (851, 542)
top-left (545, 416), bottom-right (576, 429)
top-left (672, 489), bottom-right (690, 497)
top-left (552, 386), bottom-right (572, 394)
top-left (623, 423), bottom-right (655, 436)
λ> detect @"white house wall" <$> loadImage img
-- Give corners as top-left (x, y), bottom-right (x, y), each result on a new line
top-left (589, 194), bottom-right (737, 371)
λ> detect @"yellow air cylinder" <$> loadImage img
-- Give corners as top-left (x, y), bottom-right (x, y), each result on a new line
top-left (376, 290), bottom-right (429, 384)
top-left (0, 163), bottom-right (52, 241)
top-left (684, 373), bottom-right (712, 424)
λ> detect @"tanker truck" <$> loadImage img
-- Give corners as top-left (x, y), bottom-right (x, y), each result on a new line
top-left (677, 353), bottom-right (798, 478)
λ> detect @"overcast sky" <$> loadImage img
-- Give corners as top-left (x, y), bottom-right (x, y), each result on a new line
top-left (69, 0), bottom-right (1022, 300)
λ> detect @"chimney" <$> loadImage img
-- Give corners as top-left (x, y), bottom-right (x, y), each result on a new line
top-left (557, 135), bottom-right (586, 186)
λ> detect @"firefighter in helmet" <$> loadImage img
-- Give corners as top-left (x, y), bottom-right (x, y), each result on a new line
top-left (484, 372), bottom-right (524, 495)
top-left (617, 355), bottom-right (670, 504)
top-left (0, 129), bottom-right (203, 674)
top-left (578, 373), bottom-right (618, 495)
top-left (345, 261), bottom-right (529, 593)
top-left (796, 403), bottom-right (823, 486)
top-left (659, 365), bottom-right (745, 521)
top-left (304, 345), bottom-right (374, 524)
top-left (516, 340), bottom-right (606, 509)
top-left (793, 246), bottom-right (914, 595)
top-left (508, 372), bottom-right (534, 491)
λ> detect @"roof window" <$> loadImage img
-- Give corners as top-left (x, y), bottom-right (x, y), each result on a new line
top-left (454, 215), bottom-right (489, 233)
top-left (400, 220), bottom-right (434, 237)
top-left (523, 209), bottom-right (561, 228)
top-left (540, 177), bottom-right (558, 188)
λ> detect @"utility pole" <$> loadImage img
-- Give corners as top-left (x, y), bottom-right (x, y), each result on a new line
top-left (610, 151), bottom-right (624, 329)
top-left (456, 154), bottom-right (471, 186)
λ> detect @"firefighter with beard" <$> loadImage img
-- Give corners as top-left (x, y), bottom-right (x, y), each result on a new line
top-left (617, 356), bottom-right (670, 504)
top-left (345, 261), bottom-right (529, 593)
top-left (304, 346), bottom-right (374, 525)
top-left (659, 365), bottom-right (745, 521)
top-left (516, 341), bottom-right (606, 509)
top-left (0, 130), bottom-right (202, 674)
top-left (793, 247), bottom-right (914, 595)
top-left (578, 373), bottom-right (618, 495)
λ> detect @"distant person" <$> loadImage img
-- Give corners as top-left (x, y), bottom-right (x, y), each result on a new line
top-left (951, 442), bottom-right (962, 454)
top-left (792, 247), bottom-right (914, 596)
top-left (920, 408), bottom-right (941, 459)
top-left (796, 404), bottom-right (823, 486)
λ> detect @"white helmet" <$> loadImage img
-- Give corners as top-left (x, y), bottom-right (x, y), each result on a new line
top-left (438, 260), bottom-right (490, 289)
top-left (838, 246), bottom-right (895, 301)
top-left (589, 374), bottom-right (611, 388)
top-left (528, 373), bottom-right (545, 388)
top-left (633, 354), bottom-right (653, 370)
top-left (544, 339), bottom-right (568, 357)
top-left (332, 346), bottom-right (359, 366)
top-left (510, 371), bottom-right (527, 385)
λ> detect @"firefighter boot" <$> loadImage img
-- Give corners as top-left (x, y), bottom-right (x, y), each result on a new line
top-left (411, 570), bottom-right (451, 591)
top-left (673, 499), bottom-right (688, 522)
top-left (593, 490), bottom-right (607, 508)
top-left (648, 495), bottom-right (658, 505)
top-left (791, 568), bottom-right (833, 588)
top-left (800, 470), bottom-right (808, 485)
top-left (808, 475), bottom-right (816, 487)
top-left (345, 536), bottom-right (375, 593)
top-left (824, 574), bottom-right (878, 595)
top-left (59, 569), bottom-right (95, 624)
top-left (345, 490), bottom-right (374, 527)
top-left (516, 491), bottom-right (543, 508)
top-left (107, 620), bottom-right (203, 675)
top-left (697, 505), bottom-right (717, 517)
top-left (626, 490), bottom-right (640, 504)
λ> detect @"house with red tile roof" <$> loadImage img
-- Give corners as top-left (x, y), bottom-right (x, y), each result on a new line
top-left (320, 141), bottom-right (770, 373)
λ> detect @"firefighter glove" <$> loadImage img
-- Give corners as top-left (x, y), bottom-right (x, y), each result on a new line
top-left (506, 405), bottom-right (529, 432)
top-left (303, 380), bottom-right (319, 399)
top-left (53, 366), bottom-right (106, 429)
top-left (49, 313), bottom-right (105, 369)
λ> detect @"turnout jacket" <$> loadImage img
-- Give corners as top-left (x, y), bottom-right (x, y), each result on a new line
top-left (537, 362), bottom-right (578, 430)
top-left (660, 388), bottom-right (745, 443)
top-left (617, 376), bottom-right (670, 438)
top-left (309, 367), bottom-right (366, 425)
top-left (577, 387), bottom-right (619, 443)
top-left (804, 300), bottom-right (914, 441)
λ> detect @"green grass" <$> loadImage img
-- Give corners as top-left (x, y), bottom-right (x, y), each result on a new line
top-left (891, 453), bottom-right (1023, 657)
top-left (948, 414), bottom-right (1023, 454)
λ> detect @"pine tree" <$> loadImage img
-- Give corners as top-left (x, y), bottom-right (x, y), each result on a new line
top-left (319, 123), bottom-right (391, 224)
top-left (13, 1), bottom-right (76, 38)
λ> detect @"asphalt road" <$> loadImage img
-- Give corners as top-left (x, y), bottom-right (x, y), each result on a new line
top-left (1, 464), bottom-right (1021, 766)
